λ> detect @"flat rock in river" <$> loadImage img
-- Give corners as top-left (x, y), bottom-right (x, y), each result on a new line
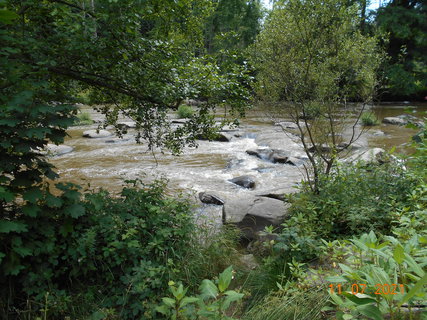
top-left (222, 196), bottom-right (290, 239)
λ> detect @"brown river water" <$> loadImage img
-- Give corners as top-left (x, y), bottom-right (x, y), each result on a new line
top-left (49, 102), bottom-right (426, 222)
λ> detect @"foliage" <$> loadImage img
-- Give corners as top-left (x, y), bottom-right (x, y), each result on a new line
top-left (361, 112), bottom-right (380, 126)
top-left (0, 180), bottom-right (197, 319)
top-left (243, 289), bottom-right (328, 320)
top-left (157, 266), bottom-right (244, 320)
top-left (178, 104), bottom-right (195, 119)
top-left (73, 111), bottom-right (93, 125)
top-left (251, 0), bottom-right (382, 191)
top-left (2, 0), bottom-right (251, 154)
top-left (376, 0), bottom-right (427, 100)
top-left (180, 225), bottom-right (242, 291)
top-left (204, 0), bottom-right (263, 54)
top-left (274, 162), bottom-right (416, 258)
top-left (325, 231), bottom-right (426, 320)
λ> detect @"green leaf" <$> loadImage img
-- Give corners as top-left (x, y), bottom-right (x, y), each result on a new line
top-left (342, 292), bottom-right (376, 305)
top-left (399, 273), bottom-right (427, 306)
top-left (22, 204), bottom-right (41, 217)
top-left (0, 187), bottom-right (14, 202)
top-left (393, 244), bottom-right (405, 264)
top-left (66, 203), bottom-right (85, 218)
top-left (222, 290), bottom-right (244, 310)
top-left (218, 266), bottom-right (233, 292)
top-left (46, 193), bottom-right (63, 208)
top-left (23, 188), bottom-right (43, 204)
top-left (162, 297), bottom-right (176, 308)
top-left (0, 221), bottom-right (28, 233)
top-left (357, 304), bottom-right (383, 320)
top-left (199, 279), bottom-right (218, 299)
top-left (179, 296), bottom-right (199, 308)
top-left (0, 8), bottom-right (18, 24)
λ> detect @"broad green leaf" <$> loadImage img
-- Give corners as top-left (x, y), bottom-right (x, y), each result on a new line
top-left (218, 266), bottom-right (233, 292)
top-left (199, 279), bottom-right (218, 299)
top-left (343, 292), bottom-right (376, 305)
top-left (357, 304), bottom-right (383, 320)
top-left (399, 273), bottom-right (427, 306)
top-left (393, 244), bottom-right (405, 264)
top-left (22, 204), bottom-right (41, 217)
top-left (162, 297), bottom-right (176, 308)
top-left (66, 203), bottom-right (85, 218)
top-left (46, 193), bottom-right (63, 208)
top-left (222, 290), bottom-right (244, 310)
top-left (0, 221), bottom-right (28, 233)
top-left (179, 296), bottom-right (199, 308)
top-left (23, 188), bottom-right (43, 204)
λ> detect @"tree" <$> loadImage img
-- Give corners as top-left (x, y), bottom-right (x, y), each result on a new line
top-left (376, 0), bottom-right (427, 100)
top-left (204, 0), bottom-right (263, 54)
top-left (251, 0), bottom-right (381, 192)
top-left (1, 1), bottom-right (251, 315)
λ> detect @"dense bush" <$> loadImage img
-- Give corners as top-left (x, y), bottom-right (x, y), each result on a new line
top-left (360, 112), bottom-right (379, 126)
top-left (0, 180), bottom-right (196, 319)
top-left (177, 104), bottom-right (195, 119)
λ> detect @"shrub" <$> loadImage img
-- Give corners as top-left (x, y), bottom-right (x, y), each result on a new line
top-left (177, 104), bottom-right (194, 118)
top-left (360, 112), bottom-right (379, 126)
top-left (0, 179), bottom-right (196, 319)
top-left (73, 111), bottom-right (93, 125)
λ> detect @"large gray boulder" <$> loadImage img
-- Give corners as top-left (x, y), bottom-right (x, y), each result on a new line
top-left (229, 176), bottom-right (256, 189)
top-left (83, 129), bottom-right (112, 138)
top-left (222, 196), bottom-right (290, 239)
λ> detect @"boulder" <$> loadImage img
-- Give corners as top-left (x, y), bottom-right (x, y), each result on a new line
top-left (246, 148), bottom-right (294, 164)
top-left (117, 121), bottom-right (136, 129)
top-left (199, 192), bottom-right (224, 205)
top-left (44, 144), bottom-right (73, 156)
top-left (382, 117), bottom-right (408, 126)
top-left (346, 147), bottom-right (386, 163)
top-left (256, 186), bottom-right (299, 201)
top-left (196, 132), bottom-right (232, 142)
top-left (82, 129), bottom-right (112, 138)
top-left (222, 196), bottom-right (290, 239)
top-left (229, 176), bottom-right (256, 189)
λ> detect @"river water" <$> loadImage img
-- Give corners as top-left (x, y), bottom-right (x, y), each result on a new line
top-left (49, 103), bottom-right (426, 217)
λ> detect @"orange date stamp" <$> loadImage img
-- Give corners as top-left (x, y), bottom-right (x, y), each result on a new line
top-left (329, 283), bottom-right (405, 295)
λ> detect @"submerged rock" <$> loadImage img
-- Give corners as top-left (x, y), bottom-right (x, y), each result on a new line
top-left (229, 176), bottom-right (256, 189)
top-left (222, 196), bottom-right (290, 239)
top-left (199, 192), bottom-right (224, 205)
top-left (83, 129), bottom-right (112, 138)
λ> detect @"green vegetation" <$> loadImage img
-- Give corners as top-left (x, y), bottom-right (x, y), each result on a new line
top-left (178, 105), bottom-right (195, 119)
top-left (376, 0), bottom-right (427, 100)
top-left (251, 0), bottom-right (382, 191)
top-left (361, 112), bottom-right (380, 126)
top-left (74, 111), bottom-right (93, 125)
top-left (1, 0), bottom-right (426, 319)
